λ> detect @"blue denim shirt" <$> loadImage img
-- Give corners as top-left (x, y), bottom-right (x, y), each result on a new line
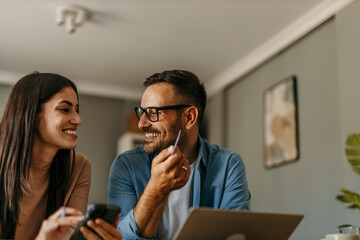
top-left (107, 136), bottom-right (251, 240)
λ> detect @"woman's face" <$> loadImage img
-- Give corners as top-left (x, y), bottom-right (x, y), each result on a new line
top-left (34, 86), bottom-right (82, 151)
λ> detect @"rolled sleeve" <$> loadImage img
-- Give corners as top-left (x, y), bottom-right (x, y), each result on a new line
top-left (117, 209), bottom-right (155, 240)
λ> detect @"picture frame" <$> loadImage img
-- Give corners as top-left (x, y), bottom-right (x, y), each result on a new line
top-left (263, 75), bottom-right (299, 169)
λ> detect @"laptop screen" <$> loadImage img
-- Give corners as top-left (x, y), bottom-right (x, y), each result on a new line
top-left (173, 208), bottom-right (304, 240)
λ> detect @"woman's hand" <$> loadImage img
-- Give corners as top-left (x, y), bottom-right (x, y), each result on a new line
top-left (35, 207), bottom-right (84, 240)
top-left (80, 217), bottom-right (122, 240)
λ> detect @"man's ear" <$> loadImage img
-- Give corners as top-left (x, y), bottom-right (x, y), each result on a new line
top-left (183, 106), bottom-right (198, 130)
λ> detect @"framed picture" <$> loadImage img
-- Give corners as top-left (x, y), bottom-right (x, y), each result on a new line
top-left (263, 75), bottom-right (299, 168)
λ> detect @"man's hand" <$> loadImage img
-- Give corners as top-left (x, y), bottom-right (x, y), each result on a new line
top-left (148, 145), bottom-right (191, 196)
top-left (133, 145), bottom-right (191, 238)
top-left (80, 217), bottom-right (122, 240)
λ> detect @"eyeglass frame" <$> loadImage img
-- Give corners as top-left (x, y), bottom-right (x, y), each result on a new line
top-left (134, 104), bottom-right (192, 122)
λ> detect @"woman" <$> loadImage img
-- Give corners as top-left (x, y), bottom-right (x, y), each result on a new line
top-left (0, 72), bottom-right (90, 239)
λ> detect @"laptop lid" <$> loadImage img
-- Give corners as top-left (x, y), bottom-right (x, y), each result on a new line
top-left (172, 208), bottom-right (304, 240)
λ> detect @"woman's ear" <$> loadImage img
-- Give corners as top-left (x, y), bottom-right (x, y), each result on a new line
top-left (183, 106), bottom-right (198, 130)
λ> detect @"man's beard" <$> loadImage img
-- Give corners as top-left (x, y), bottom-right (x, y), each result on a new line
top-left (142, 122), bottom-right (182, 155)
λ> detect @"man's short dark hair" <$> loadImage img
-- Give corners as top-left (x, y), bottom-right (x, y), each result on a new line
top-left (144, 70), bottom-right (207, 125)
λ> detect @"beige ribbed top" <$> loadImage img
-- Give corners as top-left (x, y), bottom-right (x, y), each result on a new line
top-left (14, 153), bottom-right (91, 240)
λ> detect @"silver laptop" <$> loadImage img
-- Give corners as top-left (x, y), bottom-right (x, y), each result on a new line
top-left (172, 208), bottom-right (304, 240)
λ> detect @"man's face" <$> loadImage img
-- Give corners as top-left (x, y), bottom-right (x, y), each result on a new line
top-left (138, 83), bottom-right (183, 154)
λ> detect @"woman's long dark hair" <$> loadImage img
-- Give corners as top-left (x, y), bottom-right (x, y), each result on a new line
top-left (0, 72), bottom-right (78, 238)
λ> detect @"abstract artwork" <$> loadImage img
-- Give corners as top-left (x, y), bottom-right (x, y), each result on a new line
top-left (264, 75), bottom-right (299, 168)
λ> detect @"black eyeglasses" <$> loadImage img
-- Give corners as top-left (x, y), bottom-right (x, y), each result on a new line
top-left (134, 105), bottom-right (191, 122)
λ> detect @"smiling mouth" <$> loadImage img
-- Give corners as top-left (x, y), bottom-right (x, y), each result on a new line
top-left (64, 130), bottom-right (77, 135)
top-left (63, 130), bottom-right (78, 139)
top-left (144, 132), bottom-right (159, 142)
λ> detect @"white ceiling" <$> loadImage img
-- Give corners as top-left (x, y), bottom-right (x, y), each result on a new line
top-left (0, 0), bottom-right (352, 100)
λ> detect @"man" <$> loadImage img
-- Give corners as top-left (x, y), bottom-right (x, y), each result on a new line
top-left (108, 70), bottom-right (251, 240)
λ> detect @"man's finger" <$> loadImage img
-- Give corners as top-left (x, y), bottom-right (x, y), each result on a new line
top-left (163, 148), bottom-right (185, 170)
top-left (152, 146), bottom-right (173, 165)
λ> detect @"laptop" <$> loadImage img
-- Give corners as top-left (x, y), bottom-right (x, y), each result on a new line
top-left (172, 208), bottom-right (304, 240)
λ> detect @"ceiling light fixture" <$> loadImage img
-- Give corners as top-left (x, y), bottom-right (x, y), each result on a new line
top-left (55, 4), bottom-right (89, 34)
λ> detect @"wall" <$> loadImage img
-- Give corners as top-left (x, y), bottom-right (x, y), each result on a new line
top-left (0, 83), bottom-right (139, 204)
top-left (0, 84), bottom-right (11, 111)
top-left (76, 95), bottom-right (139, 204)
top-left (205, 1), bottom-right (360, 238)
top-left (336, 1), bottom-right (360, 226)
top-left (208, 17), bottom-right (347, 240)
top-left (205, 91), bottom-right (225, 147)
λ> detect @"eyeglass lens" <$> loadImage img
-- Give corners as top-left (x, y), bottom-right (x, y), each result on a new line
top-left (135, 107), bottom-right (158, 122)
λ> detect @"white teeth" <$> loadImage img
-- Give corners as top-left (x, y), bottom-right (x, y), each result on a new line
top-left (145, 133), bottom-right (159, 138)
top-left (64, 130), bottom-right (76, 135)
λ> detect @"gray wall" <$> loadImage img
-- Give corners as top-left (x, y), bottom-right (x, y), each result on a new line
top-left (0, 83), bottom-right (139, 204)
top-left (0, 84), bottom-right (11, 110)
top-left (336, 0), bottom-right (360, 216)
top-left (205, 91), bottom-right (225, 147)
top-left (76, 95), bottom-right (139, 204)
top-left (205, 2), bottom-right (360, 239)
top-left (227, 18), bottom-right (344, 240)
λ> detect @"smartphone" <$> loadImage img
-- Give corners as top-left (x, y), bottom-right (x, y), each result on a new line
top-left (70, 204), bottom-right (121, 240)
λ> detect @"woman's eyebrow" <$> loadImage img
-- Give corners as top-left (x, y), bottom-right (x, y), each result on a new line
top-left (59, 100), bottom-right (73, 106)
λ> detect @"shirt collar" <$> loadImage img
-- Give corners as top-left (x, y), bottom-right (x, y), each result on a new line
top-left (196, 135), bottom-right (208, 168)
